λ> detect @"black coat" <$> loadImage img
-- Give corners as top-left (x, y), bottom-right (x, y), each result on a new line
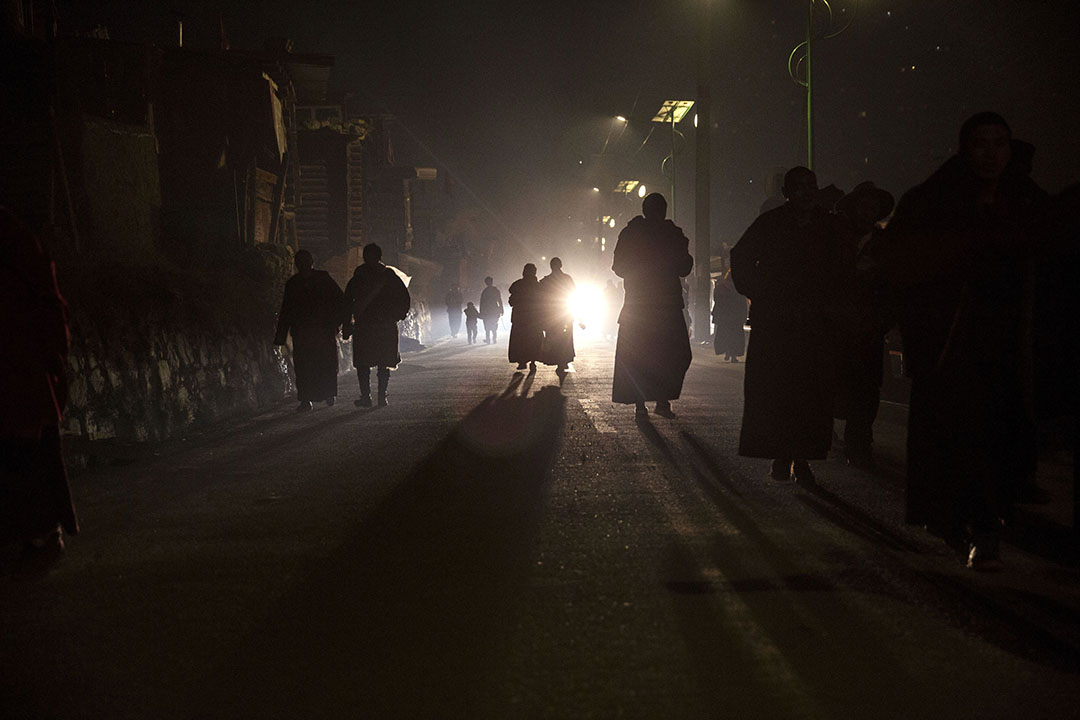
top-left (611, 215), bottom-right (693, 403)
top-left (508, 276), bottom-right (543, 363)
top-left (538, 269), bottom-right (576, 366)
top-left (730, 203), bottom-right (841, 459)
top-left (343, 263), bottom-right (411, 369)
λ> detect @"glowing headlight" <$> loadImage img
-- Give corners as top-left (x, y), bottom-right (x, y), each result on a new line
top-left (567, 283), bottom-right (605, 333)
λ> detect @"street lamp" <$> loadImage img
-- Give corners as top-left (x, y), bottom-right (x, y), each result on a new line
top-left (652, 100), bottom-right (694, 222)
top-left (788, 0), bottom-right (860, 169)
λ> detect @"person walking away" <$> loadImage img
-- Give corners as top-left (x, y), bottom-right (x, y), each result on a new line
top-left (274, 249), bottom-right (344, 411)
top-left (508, 263), bottom-right (543, 371)
top-left (730, 167), bottom-right (842, 485)
top-left (867, 113), bottom-right (1049, 569)
top-left (445, 284), bottom-right (463, 338)
top-left (479, 276), bottom-right (503, 344)
top-left (611, 193), bottom-right (694, 419)
top-left (538, 257), bottom-right (578, 377)
top-left (0, 208), bottom-right (78, 571)
top-left (712, 269), bottom-right (748, 362)
top-left (831, 182), bottom-right (895, 467)
top-left (464, 302), bottom-right (480, 344)
top-left (343, 243), bottom-right (411, 408)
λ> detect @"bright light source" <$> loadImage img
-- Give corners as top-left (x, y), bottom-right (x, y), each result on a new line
top-left (694, 113), bottom-right (698, 128)
top-left (541, 256), bottom-right (546, 261)
top-left (616, 115), bottom-right (627, 122)
top-left (651, 100), bottom-right (694, 124)
top-left (576, 238), bottom-right (582, 242)
top-left (567, 282), bottom-right (605, 334)
top-left (614, 180), bottom-right (640, 194)
top-left (637, 184), bottom-right (647, 198)
top-left (608, 218), bottom-right (616, 228)
top-left (592, 187), bottom-right (600, 192)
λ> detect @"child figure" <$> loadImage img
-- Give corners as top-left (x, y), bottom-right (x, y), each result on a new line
top-left (464, 301), bottom-right (480, 344)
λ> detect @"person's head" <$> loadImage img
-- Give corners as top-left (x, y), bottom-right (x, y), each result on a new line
top-left (549, 256), bottom-right (562, 272)
top-left (362, 243), bottom-right (382, 264)
top-left (642, 193), bottom-right (667, 220)
top-left (522, 263), bottom-right (537, 279)
top-left (293, 249), bottom-right (313, 271)
top-left (837, 181), bottom-right (895, 231)
top-left (782, 166), bottom-right (819, 211)
top-left (466, 301), bottom-right (475, 309)
top-left (959, 111), bottom-right (1012, 182)
top-left (484, 276), bottom-right (493, 286)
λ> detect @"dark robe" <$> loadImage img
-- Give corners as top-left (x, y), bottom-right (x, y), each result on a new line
top-left (275, 269), bottom-right (344, 403)
top-left (611, 215), bottom-right (693, 403)
top-left (344, 263), bottom-right (411, 369)
top-left (871, 152), bottom-right (1048, 535)
top-left (730, 203), bottom-right (841, 459)
top-left (712, 275), bottom-right (747, 358)
top-left (0, 209), bottom-right (78, 542)
top-left (445, 288), bottom-right (463, 336)
top-left (507, 276), bottom-right (543, 364)
top-left (539, 269), bottom-right (576, 366)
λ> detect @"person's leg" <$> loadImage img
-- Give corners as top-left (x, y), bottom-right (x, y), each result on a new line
top-left (355, 368), bottom-right (372, 407)
top-left (377, 367), bottom-right (391, 407)
top-left (770, 459), bottom-right (792, 481)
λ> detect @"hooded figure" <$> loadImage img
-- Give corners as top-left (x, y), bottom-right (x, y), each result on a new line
top-left (274, 249), bottom-right (344, 411)
top-left (343, 243), bottom-right (411, 407)
top-left (611, 193), bottom-right (694, 419)
top-left (866, 112), bottom-right (1049, 568)
top-left (508, 263), bottom-right (543, 371)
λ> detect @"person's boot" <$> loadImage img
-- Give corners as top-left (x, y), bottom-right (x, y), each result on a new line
top-left (770, 459), bottom-right (792, 481)
top-left (792, 459), bottom-right (816, 486)
top-left (355, 369), bottom-right (372, 407)
top-left (377, 367), bottom-right (390, 407)
top-left (654, 400), bottom-right (675, 418)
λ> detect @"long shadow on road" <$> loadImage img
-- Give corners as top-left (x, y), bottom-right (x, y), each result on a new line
top-left (191, 383), bottom-right (566, 719)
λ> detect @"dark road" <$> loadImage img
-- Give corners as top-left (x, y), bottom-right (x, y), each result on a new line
top-left (2, 337), bottom-right (1079, 720)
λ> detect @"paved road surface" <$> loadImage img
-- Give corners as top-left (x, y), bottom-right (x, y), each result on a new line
top-left (2, 335), bottom-right (1078, 719)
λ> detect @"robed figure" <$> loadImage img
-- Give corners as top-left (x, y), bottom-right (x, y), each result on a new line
top-left (538, 257), bottom-right (576, 372)
top-left (445, 285), bottom-right (463, 338)
top-left (0, 208), bottom-right (78, 563)
top-left (611, 193), bottom-right (693, 418)
top-left (508, 263), bottom-right (543, 371)
top-left (274, 249), bottom-right (344, 411)
top-left (730, 167), bottom-right (842, 484)
top-left (343, 243), bottom-right (411, 407)
top-left (712, 270), bottom-right (747, 362)
top-left (865, 113), bottom-right (1049, 567)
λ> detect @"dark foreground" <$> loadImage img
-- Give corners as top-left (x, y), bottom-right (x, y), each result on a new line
top-left (2, 336), bottom-right (1078, 720)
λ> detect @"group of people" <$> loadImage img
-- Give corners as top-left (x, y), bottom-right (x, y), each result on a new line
top-left (275, 243), bottom-right (411, 411)
top-left (730, 111), bottom-right (1078, 570)
top-left (443, 277), bottom-right (504, 345)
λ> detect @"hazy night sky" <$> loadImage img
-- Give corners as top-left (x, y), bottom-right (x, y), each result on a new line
top-left (61, 0), bottom-right (1080, 265)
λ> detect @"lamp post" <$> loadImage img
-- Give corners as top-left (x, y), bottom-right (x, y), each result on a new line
top-left (787, 0), bottom-right (859, 170)
top-left (651, 100), bottom-right (694, 223)
top-left (694, 0), bottom-right (712, 343)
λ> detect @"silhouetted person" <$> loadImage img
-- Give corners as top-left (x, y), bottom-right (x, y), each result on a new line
top-left (0, 208), bottom-right (78, 570)
top-left (712, 269), bottom-right (747, 362)
top-left (539, 257), bottom-right (577, 376)
top-left (445, 284), bottom-right (463, 338)
top-left (479, 276), bottom-right (503, 344)
top-left (464, 302), bottom-right (480, 344)
top-left (611, 193), bottom-right (694, 419)
top-left (731, 167), bottom-right (842, 484)
top-left (343, 243), bottom-right (411, 408)
top-left (274, 249), bottom-right (344, 412)
top-left (508, 263), bottom-right (543, 372)
top-left (868, 112), bottom-right (1049, 569)
top-left (831, 182), bottom-right (895, 466)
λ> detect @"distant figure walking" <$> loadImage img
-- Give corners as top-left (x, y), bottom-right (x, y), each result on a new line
top-left (343, 243), bottom-right (411, 408)
top-left (464, 302), bottom-right (480, 344)
top-left (730, 167), bottom-right (841, 484)
top-left (445, 284), bottom-right (463, 338)
top-left (274, 249), bottom-right (344, 411)
top-left (0, 208), bottom-right (78, 570)
top-left (868, 112), bottom-right (1049, 569)
top-left (508, 263), bottom-right (543, 372)
top-left (712, 270), bottom-right (747, 362)
top-left (611, 193), bottom-right (694, 419)
top-left (539, 257), bottom-right (577, 376)
top-left (479, 276), bottom-right (504, 344)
